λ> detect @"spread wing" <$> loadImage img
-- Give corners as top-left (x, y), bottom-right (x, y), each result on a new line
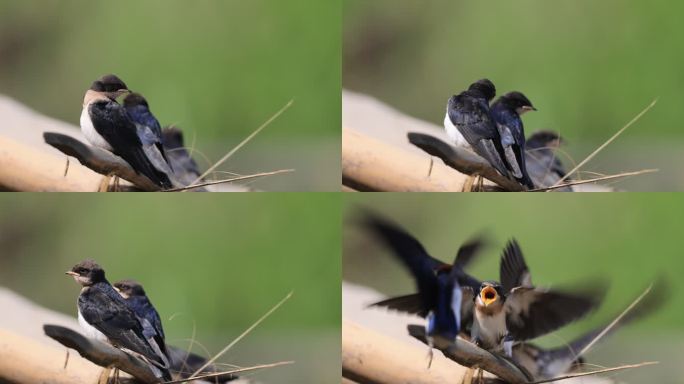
top-left (362, 213), bottom-right (447, 314)
top-left (78, 286), bottom-right (167, 367)
top-left (89, 101), bottom-right (173, 189)
top-left (504, 286), bottom-right (602, 341)
top-left (369, 293), bottom-right (427, 317)
top-left (499, 239), bottom-right (532, 293)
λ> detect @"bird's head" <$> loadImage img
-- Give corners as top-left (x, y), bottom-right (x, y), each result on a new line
top-left (66, 259), bottom-right (105, 286)
top-left (527, 130), bottom-right (563, 149)
top-left (113, 279), bottom-right (146, 299)
top-left (89, 74), bottom-right (130, 100)
top-left (477, 281), bottom-right (504, 308)
top-left (468, 79), bottom-right (496, 102)
top-left (500, 91), bottom-right (537, 115)
top-left (123, 92), bottom-right (149, 108)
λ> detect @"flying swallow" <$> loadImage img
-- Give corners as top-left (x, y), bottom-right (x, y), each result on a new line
top-left (490, 92), bottom-right (537, 189)
top-left (66, 260), bottom-right (171, 381)
top-left (471, 240), bottom-right (604, 356)
top-left (80, 74), bottom-right (173, 189)
top-left (444, 79), bottom-right (513, 182)
top-left (113, 279), bottom-right (168, 364)
top-left (363, 213), bottom-right (486, 343)
top-left (525, 130), bottom-right (569, 190)
top-left (512, 279), bottom-right (667, 380)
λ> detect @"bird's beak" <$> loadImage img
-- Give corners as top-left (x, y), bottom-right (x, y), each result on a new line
top-left (524, 106), bottom-right (537, 112)
top-left (65, 271), bottom-right (78, 277)
top-left (113, 287), bottom-right (121, 293)
top-left (481, 286), bottom-right (498, 306)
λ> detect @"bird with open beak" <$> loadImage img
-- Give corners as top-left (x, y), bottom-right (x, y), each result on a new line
top-left (490, 91), bottom-right (537, 189)
top-left (361, 212), bottom-right (487, 364)
top-left (471, 240), bottom-right (605, 357)
top-left (66, 260), bottom-right (171, 381)
top-left (80, 74), bottom-right (173, 189)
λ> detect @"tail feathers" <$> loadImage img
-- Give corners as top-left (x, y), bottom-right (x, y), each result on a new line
top-left (368, 293), bottom-right (427, 318)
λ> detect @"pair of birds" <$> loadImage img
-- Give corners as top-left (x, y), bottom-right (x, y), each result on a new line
top-left (444, 79), bottom-right (540, 189)
top-left (362, 213), bottom-right (605, 369)
top-left (66, 260), bottom-right (171, 381)
top-left (80, 74), bottom-right (176, 189)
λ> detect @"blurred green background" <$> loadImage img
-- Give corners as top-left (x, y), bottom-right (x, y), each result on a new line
top-left (343, 194), bottom-right (683, 383)
top-left (343, 0), bottom-right (684, 191)
top-left (0, 0), bottom-right (340, 191)
top-left (0, 194), bottom-right (341, 383)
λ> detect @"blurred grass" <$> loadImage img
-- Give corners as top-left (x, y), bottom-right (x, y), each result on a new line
top-left (0, 0), bottom-right (341, 191)
top-left (0, 194), bottom-right (341, 382)
top-left (343, 0), bottom-right (684, 190)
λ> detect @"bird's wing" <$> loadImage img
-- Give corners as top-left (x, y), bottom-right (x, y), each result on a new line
top-left (504, 286), bottom-right (602, 341)
top-left (79, 287), bottom-right (166, 367)
top-left (499, 239), bottom-right (532, 293)
top-left (369, 293), bottom-right (428, 317)
top-left (459, 285), bottom-right (476, 333)
top-left (453, 234), bottom-right (488, 269)
top-left (362, 213), bottom-right (445, 312)
top-left (88, 102), bottom-right (173, 188)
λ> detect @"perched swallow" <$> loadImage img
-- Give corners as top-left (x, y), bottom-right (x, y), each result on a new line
top-left (162, 126), bottom-right (202, 179)
top-left (471, 240), bottom-right (603, 356)
top-left (490, 92), bottom-right (537, 189)
top-left (66, 260), bottom-right (171, 381)
top-left (363, 213), bottom-right (485, 342)
top-left (444, 79), bottom-right (513, 181)
top-left (512, 279), bottom-right (667, 380)
top-left (113, 279), bottom-right (168, 362)
top-left (526, 130), bottom-right (569, 182)
top-left (123, 92), bottom-right (172, 168)
top-left (80, 74), bottom-right (173, 189)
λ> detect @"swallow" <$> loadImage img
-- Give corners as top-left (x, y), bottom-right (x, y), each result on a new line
top-left (162, 126), bottom-right (202, 179)
top-left (490, 92), bottom-right (537, 189)
top-left (512, 279), bottom-right (667, 380)
top-left (471, 240), bottom-right (604, 357)
top-left (525, 130), bottom-right (569, 186)
top-left (66, 260), bottom-right (171, 381)
top-left (363, 213), bottom-right (486, 344)
top-left (80, 74), bottom-right (173, 189)
top-left (113, 279), bottom-right (168, 363)
top-left (123, 92), bottom-right (173, 170)
top-left (444, 79), bottom-right (513, 183)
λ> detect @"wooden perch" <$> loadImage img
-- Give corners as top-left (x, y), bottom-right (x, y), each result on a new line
top-left (407, 132), bottom-right (524, 191)
top-left (342, 129), bottom-right (475, 191)
top-left (343, 319), bottom-right (474, 384)
top-left (44, 324), bottom-right (162, 383)
top-left (44, 132), bottom-right (164, 192)
top-left (407, 325), bottom-right (531, 384)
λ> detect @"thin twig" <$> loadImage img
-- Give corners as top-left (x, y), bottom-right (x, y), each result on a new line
top-left (531, 169), bottom-right (658, 192)
top-left (578, 284), bottom-right (653, 357)
top-left (530, 361), bottom-right (658, 384)
top-left (164, 169), bottom-right (294, 192)
top-left (186, 291), bottom-right (294, 380)
top-left (189, 100), bottom-right (294, 186)
top-left (164, 361), bottom-right (294, 384)
top-left (551, 99), bottom-right (657, 187)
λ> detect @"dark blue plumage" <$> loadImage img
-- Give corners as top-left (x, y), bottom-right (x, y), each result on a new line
top-left (123, 93), bottom-right (171, 167)
top-left (113, 280), bottom-right (167, 359)
top-left (490, 91), bottom-right (537, 189)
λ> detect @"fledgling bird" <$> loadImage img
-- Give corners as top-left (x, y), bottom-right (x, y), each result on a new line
top-left (123, 93), bottom-right (172, 170)
top-left (490, 92), bottom-right (537, 189)
top-left (80, 74), bottom-right (174, 189)
top-left (363, 213), bottom-right (486, 346)
top-left (113, 279), bottom-right (168, 362)
top-left (512, 279), bottom-right (667, 380)
top-left (525, 130), bottom-right (568, 183)
top-left (162, 126), bottom-right (202, 179)
top-left (66, 260), bottom-right (171, 381)
top-left (471, 240), bottom-right (604, 357)
top-left (444, 79), bottom-right (512, 182)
